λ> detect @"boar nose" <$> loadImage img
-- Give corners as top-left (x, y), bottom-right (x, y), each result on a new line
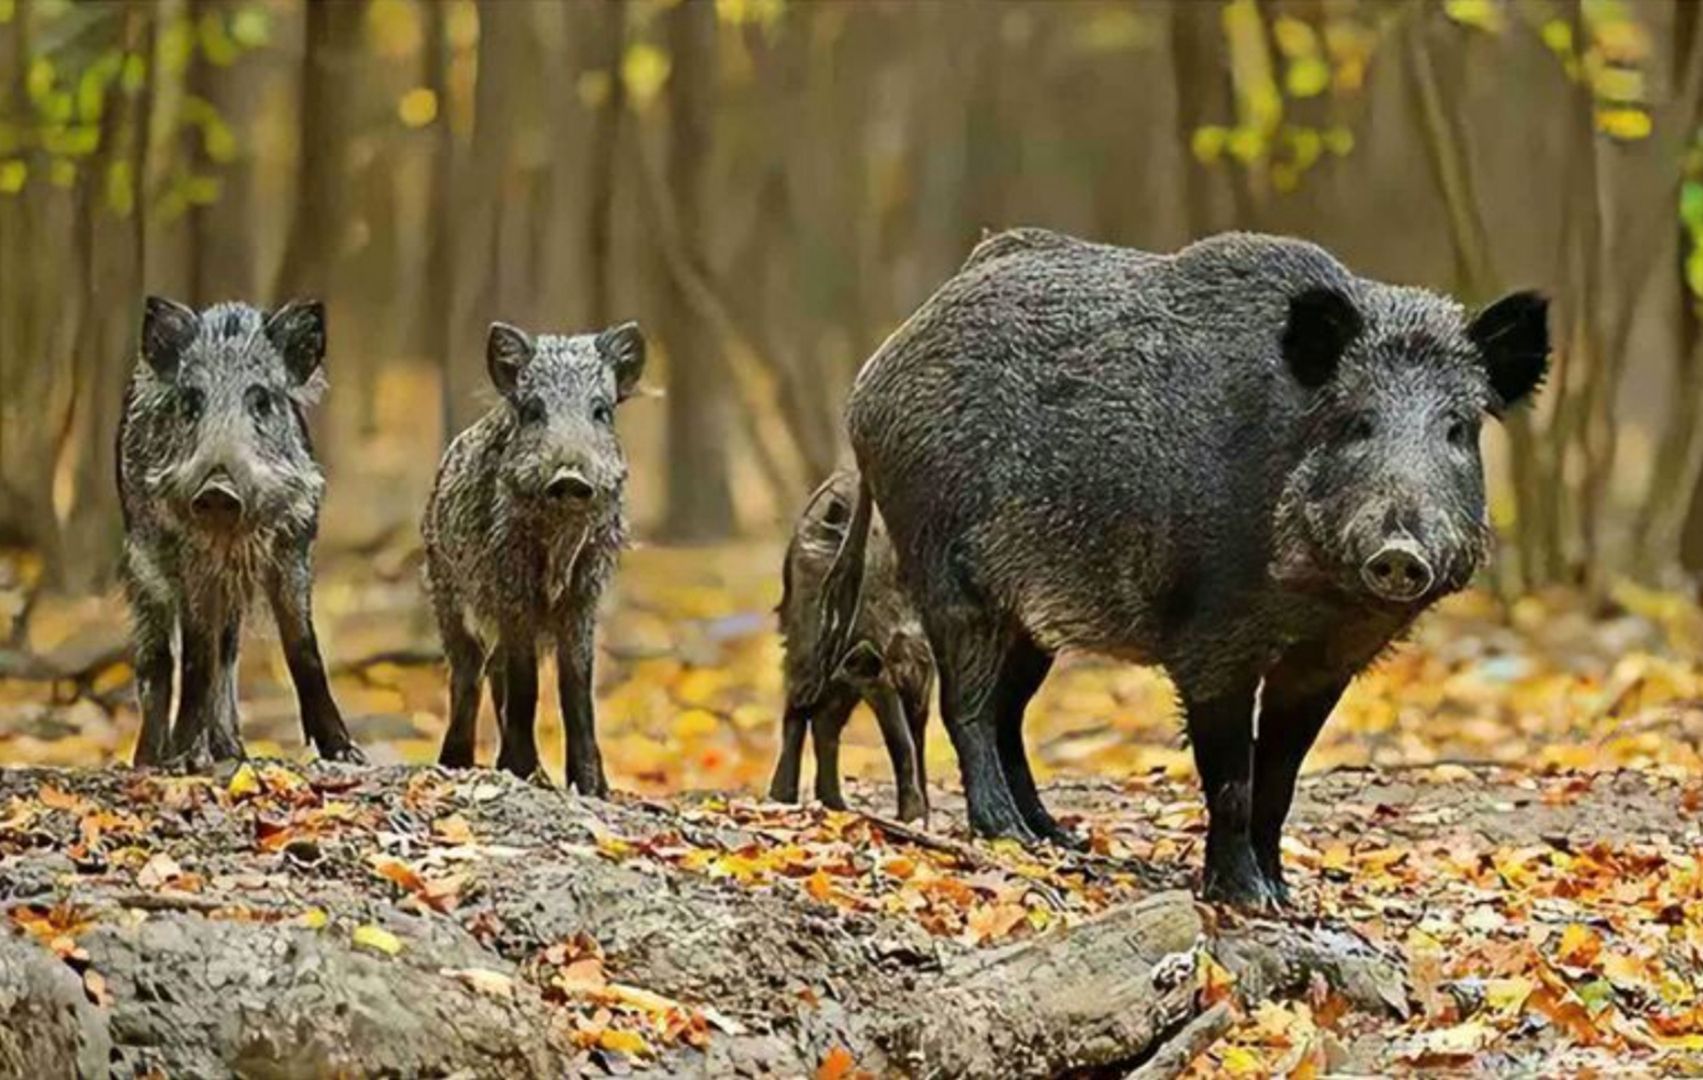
top-left (191, 470), bottom-right (244, 522)
top-left (1361, 540), bottom-right (1434, 602)
top-left (545, 467), bottom-right (596, 504)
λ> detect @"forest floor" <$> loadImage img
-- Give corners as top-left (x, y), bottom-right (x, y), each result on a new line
top-left (4, 542), bottom-right (1703, 1075)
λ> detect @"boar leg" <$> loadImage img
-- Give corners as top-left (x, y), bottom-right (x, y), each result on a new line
top-left (992, 638), bottom-right (1078, 847)
top-left (1181, 679), bottom-right (1277, 909)
top-left (557, 624), bottom-right (609, 798)
top-left (1249, 674), bottom-right (1346, 905)
top-left (809, 690), bottom-right (857, 811)
top-left (768, 700), bottom-right (811, 804)
top-left (494, 637), bottom-right (541, 778)
top-left (900, 672), bottom-right (933, 813)
top-left (205, 610), bottom-right (246, 761)
top-left (128, 587), bottom-right (176, 768)
top-left (433, 583), bottom-right (485, 768)
top-left (267, 560), bottom-right (363, 763)
top-left (165, 609), bottom-right (220, 770)
top-left (870, 683), bottom-right (926, 822)
top-left (926, 613), bottom-right (1037, 843)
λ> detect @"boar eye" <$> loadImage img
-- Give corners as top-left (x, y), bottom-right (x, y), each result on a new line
top-left (179, 387), bottom-right (205, 423)
top-left (246, 385), bottom-right (275, 421)
top-left (517, 397), bottom-right (547, 425)
top-left (592, 400), bottom-right (614, 426)
top-left (1345, 415), bottom-right (1374, 443)
top-left (1447, 418), bottom-right (1474, 448)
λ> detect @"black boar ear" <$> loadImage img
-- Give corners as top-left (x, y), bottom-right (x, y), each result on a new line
top-left (596, 321), bottom-right (646, 402)
top-left (1282, 287), bottom-right (1362, 390)
top-left (1469, 291), bottom-right (1549, 414)
top-left (486, 321), bottom-right (535, 396)
top-left (264, 299), bottom-right (327, 385)
top-left (141, 295), bottom-right (199, 378)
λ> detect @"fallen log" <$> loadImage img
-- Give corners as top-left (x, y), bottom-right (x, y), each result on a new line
top-left (0, 765), bottom-right (1405, 1077)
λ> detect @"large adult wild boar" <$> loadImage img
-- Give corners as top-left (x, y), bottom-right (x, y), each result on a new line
top-left (819, 228), bottom-right (1548, 907)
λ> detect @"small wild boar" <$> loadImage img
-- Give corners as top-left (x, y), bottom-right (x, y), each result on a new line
top-left (820, 228), bottom-right (1549, 907)
top-left (769, 469), bottom-right (933, 822)
top-left (119, 297), bottom-right (361, 768)
top-left (424, 320), bottom-right (646, 793)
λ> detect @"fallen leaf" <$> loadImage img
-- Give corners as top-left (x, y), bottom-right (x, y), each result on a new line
top-left (352, 924), bottom-right (403, 956)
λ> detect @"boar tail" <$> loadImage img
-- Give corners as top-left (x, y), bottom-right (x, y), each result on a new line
top-left (804, 474), bottom-right (873, 706)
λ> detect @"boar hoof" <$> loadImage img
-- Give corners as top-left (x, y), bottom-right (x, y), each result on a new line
top-left (895, 790), bottom-right (928, 824)
top-left (320, 743), bottom-right (367, 766)
top-left (1203, 852), bottom-right (1282, 911)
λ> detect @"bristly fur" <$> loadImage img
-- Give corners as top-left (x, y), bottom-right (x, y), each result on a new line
top-left (424, 321), bottom-right (645, 792)
top-left (119, 296), bottom-right (358, 769)
top-left (769, 469), bottom-right (934, 821)
top-left (834, 227), bottom-right (1548, 903)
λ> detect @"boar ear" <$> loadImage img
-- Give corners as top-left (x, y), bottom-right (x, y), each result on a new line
top-left (141, 296), bottom-right (199, 378)
top-left (486, 322), bottom-right (535, 396)
top-left (264, 300), bottom-right (327, 385)
top-left (596, 321), bottom-right (647, 402)
top-left (1282, 287), bottom-right (1362, 390)
top-left (1280, 286), bottom-right (1362, 386)
top-left (1469, 291), bottom-right (1549, 414)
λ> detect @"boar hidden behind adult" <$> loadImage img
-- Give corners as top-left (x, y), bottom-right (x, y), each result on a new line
top-left (119, 297), bottom-right (362, 769)
top-left (818, 228), bottom-right (1549, 908)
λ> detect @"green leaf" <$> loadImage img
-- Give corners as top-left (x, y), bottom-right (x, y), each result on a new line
top-left (621, 42), bottom-right (671, 110)
top-left (0, 160), bottom-right (26, 195)
top-left (1286, 57), bottom-right (1330, 99)
top-left (26, 58), bottom-right (56, 105)
top-left (106, 160), bottom-right (134, 217)
top-left (1443, 0), bottom-right (1506, 34)
top-left (230, 5), bottom-right (271, 49)
top-left (121, 55), bottom-right (147, 95)
top-left (1190, 125), bottom-right (1228, 165)
top-left (1686, 247), bottom-right (1703, 301)
top-left (1680, 180), bottom-right (1703, 233)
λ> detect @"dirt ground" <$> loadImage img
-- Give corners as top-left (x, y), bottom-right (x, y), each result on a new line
top-left (5, 542), bottom-right (1703, 1074)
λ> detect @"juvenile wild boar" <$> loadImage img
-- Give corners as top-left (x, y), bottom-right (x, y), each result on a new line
top-left (424, 320), bottom-right (646, 792)
top-left (119, 297), bottom-right (361, 768)
top-left (769, 469), bottom-right (934, 822)
top-left (821, 228), bottom-right (1548, 906)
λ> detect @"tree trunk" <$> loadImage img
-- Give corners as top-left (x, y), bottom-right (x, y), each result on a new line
top-left (658, 0), bottom-right (738, 541)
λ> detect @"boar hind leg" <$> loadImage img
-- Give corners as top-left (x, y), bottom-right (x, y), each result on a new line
top-left (1182, 679), bottom-right (1277, 910)
top-left (494, 638), bottom-right (541, 778)
top-left (869, 682), bottom-right (926, 822)
top-left (927, 613), bottom-right (1037, 843)
top-left (993, 639), bottom-right (1077, 847)
top-left (1249, 674), bottom-right (1345, 905)
top-left (809, 690), bottom-right (857, 811)
top-left (768, 701), bottom-right (811, 804)
top-left (268, 561), bottom-right (363, 763)
top-left (900, 673), bottom-right (933, 813)
top-left (129, 588), bottom-right (176, 768)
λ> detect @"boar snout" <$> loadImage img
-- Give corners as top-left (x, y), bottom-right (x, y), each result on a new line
top-left (544, 466), bottom-right (597, 505)
top-left (1360, 538), bottom-right (1433, 603)
top-left (190, 468), bottom-right (245, 524)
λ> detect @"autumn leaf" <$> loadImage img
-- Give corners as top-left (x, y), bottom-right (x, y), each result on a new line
top-left (352, 924), bottom-right (403, 956)
top-left (816, 1045), bottom-right (856, 1080)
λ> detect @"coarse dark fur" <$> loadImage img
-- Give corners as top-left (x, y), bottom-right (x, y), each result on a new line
top-left (769, 469), bottom-right (934, 821)
top-left (822, 228), bottom-right (1549, 907)
top-left (118, 296), bottom-right (361, 768)
top-left (424, 320), bottom-right (646, 792)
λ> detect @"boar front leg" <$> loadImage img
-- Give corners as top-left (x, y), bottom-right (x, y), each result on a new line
top-left (128, 582), bottom-right (176, 768)
top-left (206, 610), bottom-right (246, 761)
top-left (267, 558), bottom-right (363, 763)
top-left (165, 609), bottom-right (221, 770)
top-left (1250, 672), bottom-right (1346, 906)
top-left (807, 689), bottom-right (858, 812)
top-left (557, 619), bottom-right (608, 798)
top-left (869, 683), bottom-right (926, 822)
top-left (1181, 677), bottom-right (1278, 910)
top-left (494, 636), bottom-right (540, 778)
